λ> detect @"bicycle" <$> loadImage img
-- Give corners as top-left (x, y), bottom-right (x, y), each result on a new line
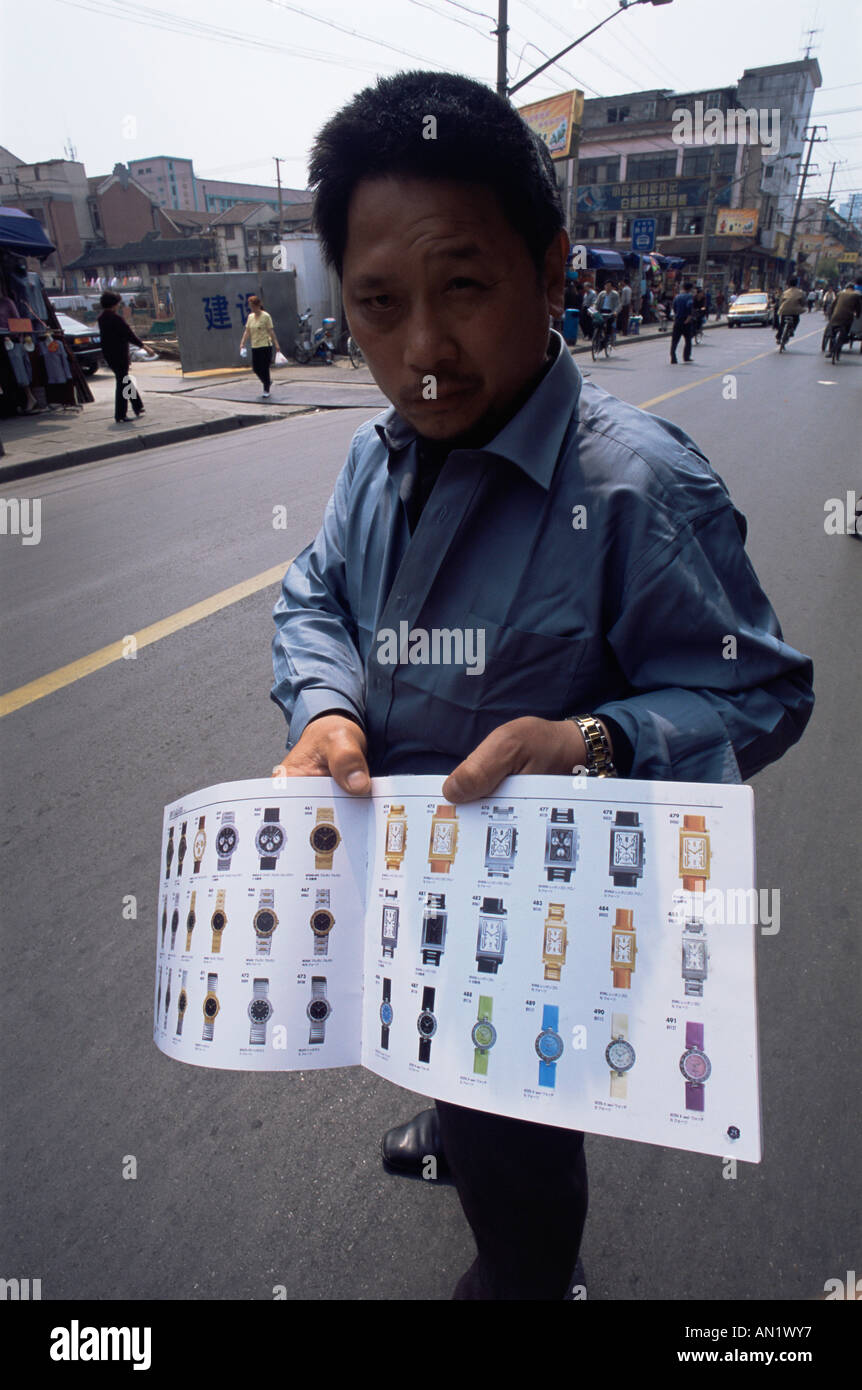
top-left (693, 315), bottom-right (705, 346)
top-left (590, 312), bottom-right (615, 361)
top-left (827, 322), bottom-right (846, 365)
top-left (777, 315), bottom-right (797, 352)
top-left (347, 334), bottom-right (365, 368)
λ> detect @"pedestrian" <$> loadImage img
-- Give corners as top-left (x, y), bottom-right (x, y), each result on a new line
top-left (806, 288), bottom-right (816, 312)
top-left (239, 294), bottom-right (284, 398)
top-left (618, 279), bottom-right (632, 336)
top-left (97, 291), bottom-right (146, 423)
top-left (822, 286), bottom-right (836, 318)
top-left (669, 279), bottom-right (695, 363)
top-left (270, 69), bottom-right (814, 1302)
top-left (692, 284), bottom-right (707, 334)
top-left (579, 280), bottom-right (596, 340)
top-left (715, 289), bottom-right (724, 319)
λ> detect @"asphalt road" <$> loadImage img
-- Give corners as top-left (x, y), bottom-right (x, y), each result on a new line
top-left (1, 320), bottom-right (859, 1301)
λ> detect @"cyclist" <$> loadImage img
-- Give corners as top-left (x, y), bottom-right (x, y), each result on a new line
top-left (775, 276), bottom-right (806, 347)
top-left (825, 281), bottom-right (862, 362)
top-left (594, 280), bottom-right (620, 347)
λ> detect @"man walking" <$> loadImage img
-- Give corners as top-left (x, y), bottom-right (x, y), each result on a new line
top-left (97, 291), bottom-right (146, 422)
top-left (271, 70), bottom-right (814, 1301)
top-left (618, 279), bottom-right (632, 336)
top-left (670, 279), bottom-right (695, 363)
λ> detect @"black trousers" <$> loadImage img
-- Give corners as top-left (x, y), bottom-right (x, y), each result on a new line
top-left (670, 321), bottom-right (693, 361)
top-left (251, 345), bottom-right (272, 391)
top-left (107, 356), bottom-right (143, 421)
top-left (435, 1099), bottom-right (588, 1299)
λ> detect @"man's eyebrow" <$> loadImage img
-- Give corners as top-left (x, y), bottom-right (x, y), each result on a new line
top-left (349, 243), bottom-right (486, 291)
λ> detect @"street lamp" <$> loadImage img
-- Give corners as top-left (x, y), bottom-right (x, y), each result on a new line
top-left (504, 0), bottom-right (674, 99)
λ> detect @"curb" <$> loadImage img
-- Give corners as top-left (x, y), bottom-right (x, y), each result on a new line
top-left (0, 411), bottom-right (283, 485)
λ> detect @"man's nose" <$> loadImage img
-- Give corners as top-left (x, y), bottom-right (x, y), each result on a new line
top-left (402, 300), bottom-right (459, 372)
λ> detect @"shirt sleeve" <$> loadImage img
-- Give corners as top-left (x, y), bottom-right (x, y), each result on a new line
top-left (271, 440), bottom-right (367, 747)
top-left (593, 499), bottom-right (814, 783)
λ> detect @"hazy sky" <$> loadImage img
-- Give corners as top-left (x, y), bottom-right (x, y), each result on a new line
top-left (2, 0), bottom-right (860, 207)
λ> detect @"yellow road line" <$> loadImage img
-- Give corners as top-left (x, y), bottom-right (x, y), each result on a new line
top-left (0, 560), bottom-right (292, 718)
top-left (637, 325), bottom-right (823, 409)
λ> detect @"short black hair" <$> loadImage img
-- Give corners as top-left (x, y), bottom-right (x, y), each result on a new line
top-left (100, 291), bottom-right (122, 308)
top-left (683, 280), bottom-right (694, 291)
top-left (787, 275), bottom-right (798, 287)
top-left (308, 70), bottom-right (565, 278)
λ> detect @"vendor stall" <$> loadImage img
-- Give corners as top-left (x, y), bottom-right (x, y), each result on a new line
top-left (0, 207), bottom-right (94, 419)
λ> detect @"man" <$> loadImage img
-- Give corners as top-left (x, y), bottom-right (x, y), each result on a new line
top-left (579, 280), bottom-right (597, 340)
top-left (595, 279), bottom-right (620, 345)
top-left (618, 279), bottom-right (632, 336)
top-left (775, 276), bottom-right (807, 346)
top-left (825, 280), bottom-right (862, 361)
top-left (669, 279), bottom-right (695, 363)
top-left (271, 71), bottom-right (814, 1301)
top-left (97, 291), bottom-right (146, 423)
top-left (692, 284), bottom-right (707, 334)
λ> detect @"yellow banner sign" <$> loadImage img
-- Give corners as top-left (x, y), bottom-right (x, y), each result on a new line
top-left (518, 90), bottom-right (583, 160)
top-left (715, 207), bottom-right (759, 236)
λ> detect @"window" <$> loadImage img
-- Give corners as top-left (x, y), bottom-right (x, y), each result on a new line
top-left (682, 216), bottom-right (703, 235)
top-left (224, 225), bottom-right (235, 239)
top-left (227, 255), bottom-right (238, 269)
top-left (763, 166), bottom-right (774, 179)
top-left (578, 158), bottom-right (621, 185)
top-left (681, 148), bottom-right (736, 179)
top-left (574, 217), bottom-right (617, 241)
top-left (626, 152), bottom-right (678, 181)
top-left (607, 107), bottom-right (630, 124)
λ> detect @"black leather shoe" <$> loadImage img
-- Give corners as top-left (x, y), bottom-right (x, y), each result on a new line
top-left (381, 1108), bottom-right (454, 1185)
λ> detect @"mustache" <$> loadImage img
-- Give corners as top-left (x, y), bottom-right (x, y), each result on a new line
top-left (402, 379), bottom-right (478, 404)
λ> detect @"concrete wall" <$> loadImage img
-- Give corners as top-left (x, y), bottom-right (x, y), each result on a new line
top-left (170, 270), bottom-right (298, 372)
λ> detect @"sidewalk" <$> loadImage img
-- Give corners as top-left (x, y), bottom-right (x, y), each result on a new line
top-left (0, 318), bottom-right (722, 483)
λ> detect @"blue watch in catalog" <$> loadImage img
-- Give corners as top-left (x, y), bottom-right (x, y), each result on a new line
top-left (535, 1004), bottom-right (564, 1088)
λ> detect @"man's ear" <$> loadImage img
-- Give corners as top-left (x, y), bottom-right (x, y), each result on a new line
top-left (544, 228), bottom-right (569, 318)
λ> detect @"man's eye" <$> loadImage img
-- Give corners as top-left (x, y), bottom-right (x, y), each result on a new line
top-left (363, 295), bottom-right (392, 309)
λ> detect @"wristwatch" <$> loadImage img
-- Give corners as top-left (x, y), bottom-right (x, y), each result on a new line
top-left (248, 977), bottom-right (273, 1045)
top-left (680, 1021), bottom-right (711, 1110)
top-left (310, 888), bottom-right (335, 956)
top-left (384, 804), bottom-right (407, 870)
top-left (568, 713), bottom-right (617, 777)
top-left (255, 807), bottom-right (286, 871)
top-left (417, 986), bottom-right (437, 1062)
top-left (202, 972), bottom-right (220, 1041)
top-left (542, 903), bottom-right (568, 981)
top-left (176, 970), bottom-right (188, 1035)
top-left (471, 996), bottom-right (497, 1075)
top-left (169, 895), bottom-right (180, 953)
top-left (164, 967), bottom-right (172, 1027)
top-left (215, 812), bottom-right (239, 871)
top-left (484, 806), bottom-right (518, 878)
top-left (210, 888), bottom-right (228, 953)
top-left (608, 810), bottom-right (646, 887)
top-left (605, 1012), bottom-right (636, 1099)
top-left (165, 826), bottom-right (175, 879)
top-left (679, 814), bottom-right (711, 892)
top-left (681, 917), bottom-right (709, 996)
top-left (420, 892), bottom-right (447, 966)
top-left (160, 897), bottom-right (167, 948)
top-left (379, 977), bottom-right (393, 1050)
top-left (475, 897), bottom-right (507, 974)
top-left (428, 804), bottom-right (459, 873)
top-left (309, 808), bottom-right (341, 869)
top-left (544, 808), bottom-right (578, 882)
top-left (306, 975), bottom-right (331, 1044)
top-left (176, 821), bottom-right (188, 876)
top-left (253, 888), bottom-right (279, 956)
top-left (193, 815), bottom-right (207, 874)
top-left (184, 890), bottom-right (197, 952)
top-left (535, 1004), bottom-right (564, 1088)
top-left (380, 890), bottom-right (400, 958)
top-left (610, 908), bottom-right (637, 988)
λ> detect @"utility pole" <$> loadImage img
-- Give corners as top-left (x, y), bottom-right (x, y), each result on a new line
top-left (786, 125), bottom-right (827, 274)
top-left (274, 157), bottom-right (284, 242)
top-left (697, 147), bottom-right (721, 285)
top-left (494, 0), bottom-right (508, 98)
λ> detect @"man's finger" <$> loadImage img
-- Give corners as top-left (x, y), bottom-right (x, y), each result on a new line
top-left (327, 729), bottom-right (372, 795)
top-left (443, 724), bottom-right (519, 803)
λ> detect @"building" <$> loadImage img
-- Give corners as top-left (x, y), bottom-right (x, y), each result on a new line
top-left (572, 58), bottom-right (823, 292)
top-left (125, 156), bottom-right (307, 216)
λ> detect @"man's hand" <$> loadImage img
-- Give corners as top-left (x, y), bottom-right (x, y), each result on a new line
top-left (442, 716), bottom-right (595, 804)
top-left (272, 714), bottom-right (371, 795)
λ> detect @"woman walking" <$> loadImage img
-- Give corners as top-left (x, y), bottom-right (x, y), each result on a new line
top-left (240, 295), bottom-right (284, 398)
top-left (98, 291), bottom-right (147, 423)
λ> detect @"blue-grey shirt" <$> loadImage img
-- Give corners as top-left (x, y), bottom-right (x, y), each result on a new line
top-left (272, 332), bottom-right (813, 782)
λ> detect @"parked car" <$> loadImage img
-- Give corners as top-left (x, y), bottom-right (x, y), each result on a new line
top-left (726, 292), bottom-right (772, 327)
top-left (55, 311), bottom-right (102, 374)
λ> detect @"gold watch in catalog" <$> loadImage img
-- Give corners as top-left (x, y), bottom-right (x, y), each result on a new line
top-left (309, 808), bottom-right (341, 869)
top-left (384, 804), bottom-right (407, 870)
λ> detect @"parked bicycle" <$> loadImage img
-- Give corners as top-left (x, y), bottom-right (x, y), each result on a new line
top-left (347, 335), bottom-right (365, 368)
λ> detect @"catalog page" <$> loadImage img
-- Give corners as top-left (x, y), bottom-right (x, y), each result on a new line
top-left (360, 775), bottom-right (761, 1163)
top-left (154, 774), bottom-right (760, 1162)
top-left (153, 778), bottom-right (369, 1072)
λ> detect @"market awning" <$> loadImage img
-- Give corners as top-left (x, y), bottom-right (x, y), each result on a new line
top-left (586, 248), bottom-right (625, 270)
top-left (0, 206), bottom-right (56, 259)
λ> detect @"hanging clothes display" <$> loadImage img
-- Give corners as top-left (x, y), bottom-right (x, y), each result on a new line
top-left (38, 336), bottom-right (74, 384)
top-left (5, 337), bottom-right (32, 386)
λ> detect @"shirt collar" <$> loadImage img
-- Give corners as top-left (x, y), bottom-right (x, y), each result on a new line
top-left (374, 330), bottom-right (582, 492)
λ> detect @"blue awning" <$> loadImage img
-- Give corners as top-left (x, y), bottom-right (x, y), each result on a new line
top-left (586, 248), bottom-right (625, 270)
top-left (0, 206), bottom-right (56, 259)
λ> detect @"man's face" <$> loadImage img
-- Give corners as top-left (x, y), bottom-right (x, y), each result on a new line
top-left (342, 176), bottom-right (567, 442)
